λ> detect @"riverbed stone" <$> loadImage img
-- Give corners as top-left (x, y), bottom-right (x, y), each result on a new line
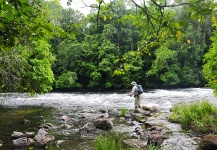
top-left (27, 138), bottom-right (35, 145)
top-left (80, 122), bottom-right (97, 133)
top-left (122, 139), bottom-right (148, 149)
top-left (148, 132), bottom-right (168, 145)
top-left (61, 124), bottom-right (71, 129)
top-left (99, 109), bottom-right (107, 113)
top-left (59, 115), bottom-right (69, 122)
top-left (21, 119), bottom-right (30, 124)
top-left (94, 118), bottom-right (113, 129)
top-left (0, 140), bottom-right (2, 147)
top-left (24, 132), bottom-right (35, 138)
top-left (131, 113), bottom-right (144, 121)
top-left (38, 123), bottom-right (54, 131)
top-left (11, 131), bottom-right (24, 139)
top-left (34, 129), bottom-right (54, 146)
top-left (199, 134), bottom-right (217, 150)
top-left (108, 109), bottom-right (120, 117)
top-left (12, 137), bottom-right (27, 148)
top-left (143, 106), bottom-right (161, 113)
top-left (134, 108), bottom-right (151, 116)
top-left (99, 112), bottom-right (109, 118)
top-left (55, 140), bottom-right (65, 148)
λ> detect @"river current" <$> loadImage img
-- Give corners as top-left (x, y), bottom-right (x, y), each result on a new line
top-left (0, 88), bottom-right (217, 150)
top-left (1, 88), bottom-right (217, 110)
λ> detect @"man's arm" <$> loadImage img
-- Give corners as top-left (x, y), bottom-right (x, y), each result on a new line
top-left (128, 86), bottom-right (137, 96)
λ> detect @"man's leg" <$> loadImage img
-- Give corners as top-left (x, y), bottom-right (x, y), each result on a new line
top-left (134, 95), bottom-right (141, 108)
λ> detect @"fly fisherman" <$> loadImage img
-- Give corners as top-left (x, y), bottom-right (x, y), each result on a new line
top-left (128, 81), bottom-right (142, 109)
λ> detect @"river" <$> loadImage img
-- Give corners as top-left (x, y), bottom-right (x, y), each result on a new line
top-left (0, 88), bottom-right (217, 149)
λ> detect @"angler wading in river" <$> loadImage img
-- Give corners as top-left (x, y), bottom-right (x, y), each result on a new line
top-left (128, 81), bottom-right (143, 109)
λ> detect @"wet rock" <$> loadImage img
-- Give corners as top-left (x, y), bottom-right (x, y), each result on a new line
top-left (145, 121), bottom-right (155, 128)
top-left (131, 121), bottom-right (140, 126)
top-left (27, 138), bottom-right (35, 145)
top-left (12, 137), bottom-right (27, 148)
top-left (61, 124), bottom-right (71, 129)
top-left (120, 117), bottom-right (125, 120)
top-left (24, 132), bottom-right (35, 138)
top-left (99, 109), bottom-right (107, 113)
top-left (134, 108), bottom-right (151, 116)
top-left (11, 131), bottom-right (24, 139)
top-left (199, 134), bottom-right (217, 150)
top-left (59, 115), bottom-right (69, 122)
top-left (34, 129), bottom-right (54, 146)
top-left (99, 113), bottom-right (109, 118)
top-left (108, 109), bottom-right (120, 117)
top-left (150, 126), bottom-right (164, 132)
top-left (123, 113), bottom-right (131, 119)
top-left (131, 113), bottom-right (144, 121)
top-left (142, 106), bottom-right (161, 113)
top-left (21, 119), bottom-right (30, 124)
top-left (94, 118), bottom-right (113, 130)
top-left (135, 126), bottom-right (142, 133)
top-left (131, 132), bottom-right (140, 139)
top-left (80, 122), bottom-right (97, 133)
top-left (38, 123), bottom-right (54, 131)
top-left (122, 139), bottom-right (148, 149)
top-left (0, 140), bottom-right (3, 147)
top-left (148, 132), bottom-right (168, 146)
top-left (134, 126), bottom-right (145, 137)
top-left (55, 140), bottom-right (65, 148)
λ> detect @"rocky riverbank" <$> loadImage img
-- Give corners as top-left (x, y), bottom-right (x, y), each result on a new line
top-left (5, 105), bottom-right (217, 150)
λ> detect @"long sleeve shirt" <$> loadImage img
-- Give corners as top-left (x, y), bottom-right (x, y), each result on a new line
top-left (129, 85), bottom-right (138, 96)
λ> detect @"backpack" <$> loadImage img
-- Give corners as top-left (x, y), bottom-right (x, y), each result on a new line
top-left (137, 85), bottom-right (143, 94)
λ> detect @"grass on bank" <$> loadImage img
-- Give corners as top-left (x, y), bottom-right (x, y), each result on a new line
top-left (93, 132), bottom-right (128, 150)
top-left (168, 101), bottom-right (217, 133)
top-left (93, 132), bottom-right (161, 150)
top-left (120, 107), bottom-right (128, 117)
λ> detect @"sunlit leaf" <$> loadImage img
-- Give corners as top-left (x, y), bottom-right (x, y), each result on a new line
top-left (211, 16), bottom-right (216, 23)
top-left (187, 39), bottom-right (190, 44)
top-left (130, 51), bottom-right (136, 56)
top-left (103, 15), bottom-right (107, 21)
top-left (123, 63), bottom-right (129, 70)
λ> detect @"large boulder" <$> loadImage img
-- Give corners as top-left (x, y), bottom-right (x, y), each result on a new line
top-left (12, 137), bottom-right (28, 148)
top-left (199, 134), bottom-right (217, 150)
top-left (34, 129), bottom-right (54, 146)
top-left (80, 122), bottom-right (97, 133)
top-left (94, 118), bottom-right (113, 130)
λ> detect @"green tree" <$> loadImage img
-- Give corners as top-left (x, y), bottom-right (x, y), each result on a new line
top-left (146, 46), bottom-right (180, 86)
top-left (0, 40), bottom-right (55, 94)
top-left (0, 0), bottom-right (61, 94)
top-left (203, 19), bottom-right (217, 95)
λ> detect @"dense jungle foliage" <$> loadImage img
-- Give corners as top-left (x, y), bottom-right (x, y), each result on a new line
top-left (1, 0), bottom-right (217, 94)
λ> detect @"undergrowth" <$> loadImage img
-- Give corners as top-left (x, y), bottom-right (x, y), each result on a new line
top-left (168, 101), bottom-right (217, 133)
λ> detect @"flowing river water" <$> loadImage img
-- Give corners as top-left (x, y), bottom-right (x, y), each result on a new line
top-left (0, 88), bottom-right (217, 150)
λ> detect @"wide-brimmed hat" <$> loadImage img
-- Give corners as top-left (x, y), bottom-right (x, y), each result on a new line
top-left (131, 81), bottom-right (136, 85)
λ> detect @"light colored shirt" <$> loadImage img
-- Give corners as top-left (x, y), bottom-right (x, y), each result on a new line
top-left (129, 85), bottom-right (138, 96)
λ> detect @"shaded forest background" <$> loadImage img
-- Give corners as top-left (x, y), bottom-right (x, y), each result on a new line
top-left (1, 0), bottom-right (217, 94)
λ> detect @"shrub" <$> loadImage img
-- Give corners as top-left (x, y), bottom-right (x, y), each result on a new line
top-left (168, 101), bottom-right (217, 133)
